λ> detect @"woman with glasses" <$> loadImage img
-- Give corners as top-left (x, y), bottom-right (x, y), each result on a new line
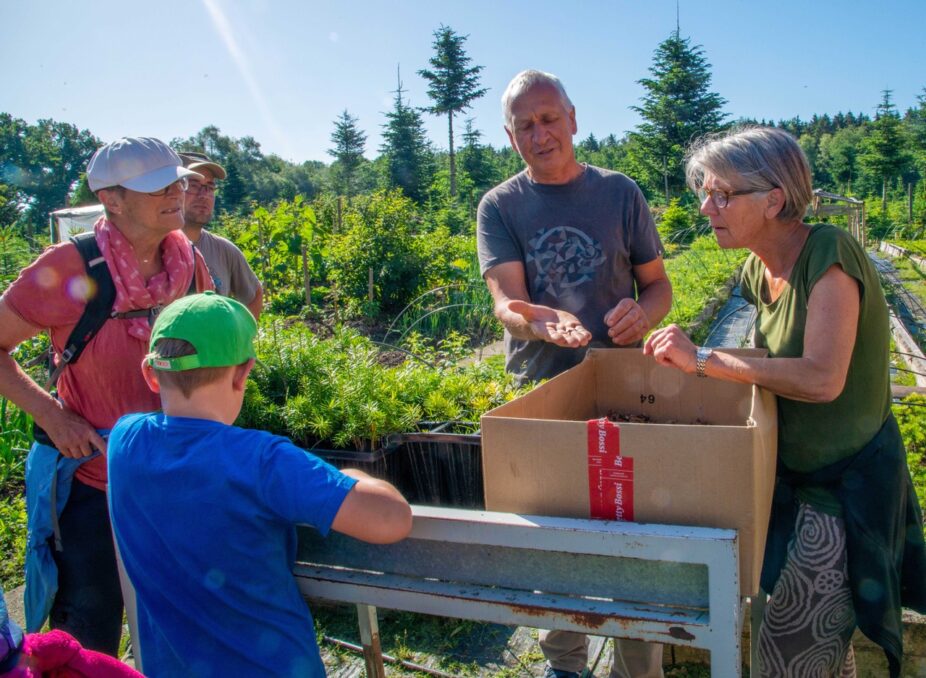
top-left (645, 126), bottom-right (925, 677)
top-left (0, 137), bottom-right (213, 656)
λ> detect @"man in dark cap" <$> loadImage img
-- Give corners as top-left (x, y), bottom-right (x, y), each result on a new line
top-left (179, 152), bottom-right (262, 319)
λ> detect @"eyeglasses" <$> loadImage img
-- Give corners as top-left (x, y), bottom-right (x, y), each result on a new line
top-left (146, 177), bottom-right (189, 197)
top-left (185, 181), bottom-right (217, 196)
top-left (696, 186), bottom-right (766, 209)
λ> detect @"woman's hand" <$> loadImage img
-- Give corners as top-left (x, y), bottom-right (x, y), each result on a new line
top-left (507, 300), bottom-right (592, 348)
top-left (643, 324), bottom-right (699, 374)
top-left (35, 401), bottom-right (107, 458)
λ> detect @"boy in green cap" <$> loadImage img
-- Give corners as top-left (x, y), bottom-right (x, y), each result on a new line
top-left (107, 291), bottom-right (412, 677)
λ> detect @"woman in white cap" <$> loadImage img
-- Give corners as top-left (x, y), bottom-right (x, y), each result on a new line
top-left (0, 137), bottom-right (214, 655)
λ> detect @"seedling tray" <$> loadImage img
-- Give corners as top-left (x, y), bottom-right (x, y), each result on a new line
top-left (312, 441), bottom-right (404, 489)
top-left (392, 422), bottom-right (483, 509)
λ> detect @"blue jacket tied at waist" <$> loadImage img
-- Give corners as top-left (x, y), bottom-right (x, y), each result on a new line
top-left (24, 441), bottom-right (102, 633)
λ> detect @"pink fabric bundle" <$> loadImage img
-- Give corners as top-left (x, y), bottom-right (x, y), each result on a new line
top-left (3, 629), bottom-right (143, 678)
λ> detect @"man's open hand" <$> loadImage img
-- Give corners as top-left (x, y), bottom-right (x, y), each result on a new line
top-left (507, 300), bottom-right (591, 348)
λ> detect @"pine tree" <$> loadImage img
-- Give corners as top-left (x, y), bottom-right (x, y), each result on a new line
top-left (417, 25), bottom-right (487, 198)
top-left (458, 118), bottom-right (496, 195)
top-left (908, 89), bottom-right (926, 165)
top-left (859, 90), bottom-right (913, 213)
top-left (380, 69), bottom-right (433, 203)
top-left (328, 110), bottom-right (367, 198)
top-left (628, 31), bottom-right (727, 203)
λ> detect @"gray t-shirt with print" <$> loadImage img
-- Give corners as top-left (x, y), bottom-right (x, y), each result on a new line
top-left (477, 165), bottom-right (662, 383)
top-left (195, 229), bottom-right (261, 305)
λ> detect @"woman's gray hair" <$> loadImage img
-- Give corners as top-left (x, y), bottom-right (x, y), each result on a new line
top-left (685, 125), bottom-right (813, 222)
top-left (501, 70), bottom-right (573, 130)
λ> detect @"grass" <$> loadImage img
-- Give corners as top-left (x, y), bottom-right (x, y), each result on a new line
top-left (313, 604), bottom-right (731, 676)
top-left (661, 235), bottom-right (748, 342)
top-left (888, 252), bottom-right (926, 309)
top-left (0, 397), bottom-right (30, 590)
top-left (314, 604), bottom-right (517, 676)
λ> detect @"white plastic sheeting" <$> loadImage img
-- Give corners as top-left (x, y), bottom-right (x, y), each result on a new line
top-left (49, 204), bottom-right (104, 242)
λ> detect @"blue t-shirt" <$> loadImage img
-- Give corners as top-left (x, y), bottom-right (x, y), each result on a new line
top-left (108, 413), bottom-right (357, 678)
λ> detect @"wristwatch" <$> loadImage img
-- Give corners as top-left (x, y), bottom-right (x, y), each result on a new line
top-left (696, 346), bottom-right (713, 378)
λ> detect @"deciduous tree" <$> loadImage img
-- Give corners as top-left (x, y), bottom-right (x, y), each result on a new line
top-left (0, 114), bottom-right (99, 241)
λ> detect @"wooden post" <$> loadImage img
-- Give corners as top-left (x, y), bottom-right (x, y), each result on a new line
top-left (368, 267), bottom-right (374, 302)
top-left (356, 604), bottom-right (386, 678)
top-left (908, 182), bottom-right (914, 224)
top-left (256, 214), bottom-right (270, 296)
top-left (301, 241), bottom-right (310, 310)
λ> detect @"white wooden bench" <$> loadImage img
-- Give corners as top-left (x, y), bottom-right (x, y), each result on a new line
top-left (296, 505), bottom-right (754, 677)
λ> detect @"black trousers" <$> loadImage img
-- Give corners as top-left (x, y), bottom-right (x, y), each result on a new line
top-left (49, 478), bottom-right (123, 656)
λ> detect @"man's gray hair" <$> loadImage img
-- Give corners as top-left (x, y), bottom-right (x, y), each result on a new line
top-left (501, 70), bottom-right (573, 130)
top-left (685, 125), bottom-right (813, 223)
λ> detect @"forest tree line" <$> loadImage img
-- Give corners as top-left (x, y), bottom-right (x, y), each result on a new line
top-left (3, 27), bottom-right (926, 246)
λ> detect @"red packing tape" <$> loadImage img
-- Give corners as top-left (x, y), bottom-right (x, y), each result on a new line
top-left (587, 417), bottom-right (634, 521)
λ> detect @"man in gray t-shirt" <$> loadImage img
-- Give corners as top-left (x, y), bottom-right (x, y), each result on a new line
top-left (477, 70), bottom-right (671, 385)
top-left (180, 152), bottom-right (263, 319)
top-left (477, 70), bottom-right (672, 678)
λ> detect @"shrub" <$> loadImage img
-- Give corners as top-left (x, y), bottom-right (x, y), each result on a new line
top-left (656, 199), bottom-right (696, 246)
top-left (325, 190), bottom-right (428, 317)
top-left (894, 394), bottom-right (926, 520)
top-left (268, 288), bottom-right (307, 317)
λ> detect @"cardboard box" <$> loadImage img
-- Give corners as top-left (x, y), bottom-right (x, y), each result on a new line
top-left (481, 348), bottom-right (777, 595)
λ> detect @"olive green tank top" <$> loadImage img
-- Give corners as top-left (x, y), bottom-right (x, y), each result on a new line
top-left (740, 224), bottom-right (892, 514)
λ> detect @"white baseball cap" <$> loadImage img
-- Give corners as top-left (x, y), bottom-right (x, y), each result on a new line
top-left (87, 137), bottom-right (202, 192)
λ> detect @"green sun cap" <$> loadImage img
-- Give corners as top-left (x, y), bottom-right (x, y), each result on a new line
top-left (147, 291), bottom-right (257, 371)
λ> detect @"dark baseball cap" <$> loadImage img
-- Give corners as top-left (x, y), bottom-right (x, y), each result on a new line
top-left (178, 151), bottom-right (227, 180)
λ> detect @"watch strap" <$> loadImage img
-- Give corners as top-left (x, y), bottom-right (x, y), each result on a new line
top-left (696, 346), bottom-right (713, 378)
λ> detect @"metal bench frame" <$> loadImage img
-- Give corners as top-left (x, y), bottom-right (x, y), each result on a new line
top-left (296, 505), bottom-right (754, 677)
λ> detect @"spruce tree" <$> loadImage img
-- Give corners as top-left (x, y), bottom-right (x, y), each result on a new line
top-left (859, 90), bottom-right (913, 213)
top-left (380, 70), bottom-right (433, 203)
top-left (459, 118), bottom-right (496, 195)
top-left (629, 32), bottom-right (727, 203)
top-left (328, 110), bottom-right (367, 198)
top-left (907, 89), bottom-right (926, 178)
top-left (417, 25), bottom-right (487, 198)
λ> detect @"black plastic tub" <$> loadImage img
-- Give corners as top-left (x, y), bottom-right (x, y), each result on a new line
top-left (392, 422), bottom-right (483, 509)
top-left (312, 441), bottom-right (404, 490)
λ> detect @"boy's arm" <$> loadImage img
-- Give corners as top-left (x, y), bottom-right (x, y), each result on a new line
top-left (331, 470), bottom-right (412, 544)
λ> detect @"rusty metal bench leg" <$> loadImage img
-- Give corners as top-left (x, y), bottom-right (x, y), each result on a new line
top-left (356, 603), bottom-right (386, 678)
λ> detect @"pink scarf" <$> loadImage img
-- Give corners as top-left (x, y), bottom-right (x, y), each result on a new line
top-left (93, 217), bottom-right (195, 341)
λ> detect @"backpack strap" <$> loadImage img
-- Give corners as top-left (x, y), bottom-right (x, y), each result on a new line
top-left (44, 237), bottom-right (199, 389)
top-left (188, 242), bottom-right (199, 295)
top-left (44, 233), bottom-right (117, 389)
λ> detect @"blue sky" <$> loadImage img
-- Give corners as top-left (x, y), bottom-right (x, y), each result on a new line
top-left (3, 0), bottom-right (925, 163)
